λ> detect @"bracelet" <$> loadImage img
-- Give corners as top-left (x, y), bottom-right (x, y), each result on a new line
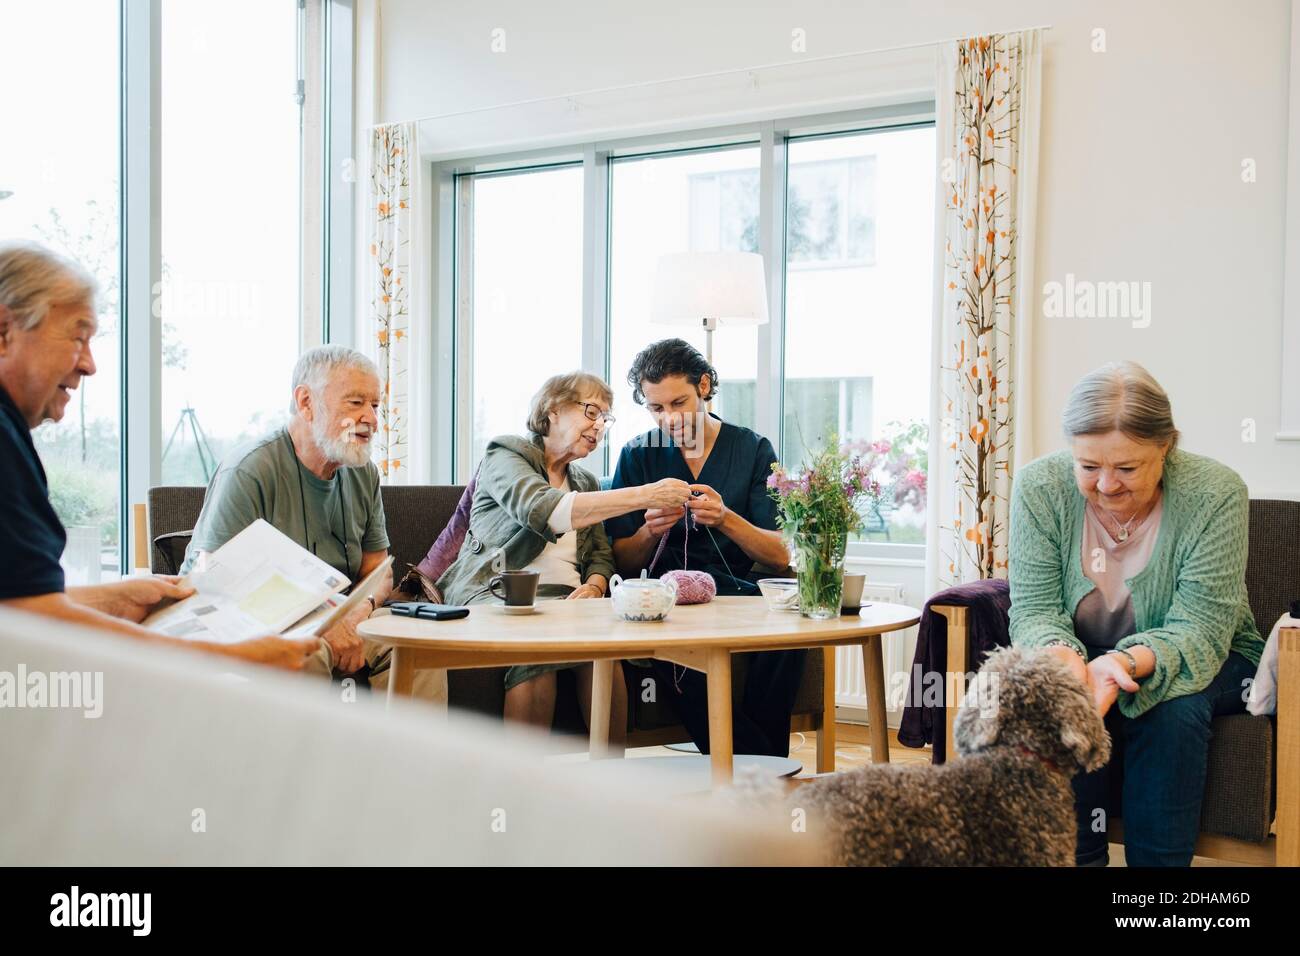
top-left (365, 595), bottom-right (377, 612)
top-left (1108, 648), bottom-right (1139, 679)
top-left (1043, 638), bottom-right (1086, 660)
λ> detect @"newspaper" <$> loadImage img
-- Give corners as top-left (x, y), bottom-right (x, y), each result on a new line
top-left (143, 519), bottom-right (350, 644)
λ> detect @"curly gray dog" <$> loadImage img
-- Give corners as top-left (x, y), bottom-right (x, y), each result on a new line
top-left (770, 645), bottom-right (1111, 865)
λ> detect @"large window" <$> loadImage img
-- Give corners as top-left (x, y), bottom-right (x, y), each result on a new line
top-left (782, 127), bottom-right (935, 544)
top-left (461, 165), bottom-right (584, 470)
top-left (0, 0), bottom-right (123, 583)
top-left (159, 0), bottom-right (302, 485)
top-left (443, 110), bottom-right (934, 554)
top-left (607, 147), bottom-right (760, 462)
top-left (2, 1), bottom-right (332, 577)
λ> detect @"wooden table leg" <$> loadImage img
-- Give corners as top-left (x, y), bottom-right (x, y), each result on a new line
top-left (705, 648), bottom-right (734, 786)
top-left (862, 635), bottom-right (890, 763)
top-left (589, 659), bottom-right (613, 760)
top-left (387, 645), bottom-right (415, 708)
top-left (384, 647), bottom-right (448, 717)
top-left (423, 667), bottom-right (450, 718)
top-left (817, 645), bottom-right (837, 773)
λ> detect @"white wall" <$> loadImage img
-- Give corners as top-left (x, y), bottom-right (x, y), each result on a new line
top-left (376, 0), bottom-right (1300, 498)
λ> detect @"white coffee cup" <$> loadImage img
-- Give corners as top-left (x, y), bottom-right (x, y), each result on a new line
top-left (841, 572), bottom-right (866, 609)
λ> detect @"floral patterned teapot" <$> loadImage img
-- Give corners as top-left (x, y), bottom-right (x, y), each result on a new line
top-left (608, 570), bottom-right (678, 622)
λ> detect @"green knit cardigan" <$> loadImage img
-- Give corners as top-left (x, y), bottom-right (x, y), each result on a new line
top-left (1008, 447), bottom-right (1264, 718)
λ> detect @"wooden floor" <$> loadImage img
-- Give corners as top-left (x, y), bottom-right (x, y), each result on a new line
top-left (622, 722), bottom-right (930, 771)
top-left (625, 722), bottom-right (1243, 867)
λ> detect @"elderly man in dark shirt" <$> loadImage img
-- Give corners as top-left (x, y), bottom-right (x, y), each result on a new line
top-left (0, 241), bottom-right (312, 670)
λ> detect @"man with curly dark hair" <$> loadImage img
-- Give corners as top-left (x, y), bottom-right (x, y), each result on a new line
top-left (605, 337), bottom-right (804, 757)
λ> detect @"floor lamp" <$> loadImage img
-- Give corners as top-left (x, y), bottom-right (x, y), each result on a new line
top-left (650, 251), bottom-right (769, 407)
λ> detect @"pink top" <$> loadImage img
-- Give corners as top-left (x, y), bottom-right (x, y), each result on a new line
top-left (1073, 495), bottom-right (1163, 648)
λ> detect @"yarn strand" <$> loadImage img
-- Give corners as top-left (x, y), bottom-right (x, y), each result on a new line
top-left (645, 506), bottom-right (744, 597)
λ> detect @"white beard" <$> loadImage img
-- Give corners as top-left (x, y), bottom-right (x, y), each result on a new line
top-left (313, 416), bottom-right (373, 469)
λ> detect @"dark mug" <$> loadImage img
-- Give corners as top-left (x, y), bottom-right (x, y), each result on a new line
top-left (489, 570), bottom-right (540, 607)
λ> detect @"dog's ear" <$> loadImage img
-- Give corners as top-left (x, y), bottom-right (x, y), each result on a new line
top-left (1060, 714), bottom-right (1111, 772)
top-left (953, 668), bottom-right (1003, 754)
top-left (1046, 662), bottom-right (1112, 772)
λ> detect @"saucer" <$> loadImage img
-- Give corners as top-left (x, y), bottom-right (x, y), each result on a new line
top-left (500, 604), bottom-right (538, 615)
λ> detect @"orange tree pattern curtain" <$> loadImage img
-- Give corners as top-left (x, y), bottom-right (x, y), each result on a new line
top-left (367, 122), bottom-right (415, 482)
top-left (930, 30), bottom-right (1041, 588)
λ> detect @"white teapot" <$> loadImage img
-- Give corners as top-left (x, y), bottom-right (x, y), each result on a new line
top-left (608, 571), bottom-right (678, 622)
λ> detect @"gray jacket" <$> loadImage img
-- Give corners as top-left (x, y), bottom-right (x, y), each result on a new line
top-left (435, 434), bottom-right (616, 605)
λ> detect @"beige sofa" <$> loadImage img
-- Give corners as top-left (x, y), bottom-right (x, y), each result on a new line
top-left (0, 607), bottom-right (815, 865)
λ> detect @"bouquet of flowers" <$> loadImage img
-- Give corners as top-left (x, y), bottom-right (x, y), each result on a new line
top-left (767, 438), bottom-right (888, 619)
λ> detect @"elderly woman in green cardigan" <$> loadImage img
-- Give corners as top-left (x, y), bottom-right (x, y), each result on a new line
top-left (1009, 361), bottom-right (1265, 867)
top-left (435, 371), bottom-right (692, 749)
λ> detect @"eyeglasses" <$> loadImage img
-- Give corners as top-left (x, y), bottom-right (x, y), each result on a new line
top-left (576, 401), bottom-right (616, 425)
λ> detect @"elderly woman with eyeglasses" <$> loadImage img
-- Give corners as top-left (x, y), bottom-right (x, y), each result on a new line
top-left (1009, 361), bottom-right (1265, 867)
top-left (433, 371), bottom-right (692, 745)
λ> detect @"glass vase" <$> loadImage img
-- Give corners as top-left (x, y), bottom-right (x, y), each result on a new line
top-left (789, 529), bottom-right (847, 620)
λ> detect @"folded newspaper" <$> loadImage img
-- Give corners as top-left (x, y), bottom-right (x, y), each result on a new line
top-left (143, 519), bottom-right (388, 644)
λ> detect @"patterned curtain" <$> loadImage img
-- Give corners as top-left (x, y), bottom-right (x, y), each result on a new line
top-left (367, 122), bottom-right (415, 483)
top-left (929, 31), bottom-right (1042, 589)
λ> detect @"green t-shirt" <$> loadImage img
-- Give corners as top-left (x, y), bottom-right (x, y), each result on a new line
top-left (179, 427), bottom-right (389, 581)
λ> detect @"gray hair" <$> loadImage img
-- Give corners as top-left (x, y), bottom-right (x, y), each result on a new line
top-left (289, 345), bottom-right (381, 414)
top-left (0, 241), bottom-right (98, 331)
top-left (527, 371), bottom-right (614, 437)
top-left (1061, 361), bottom-right (1180, 450)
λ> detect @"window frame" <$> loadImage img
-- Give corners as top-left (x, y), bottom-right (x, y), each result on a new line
top-left (435, 101), bottom-right (935, 561)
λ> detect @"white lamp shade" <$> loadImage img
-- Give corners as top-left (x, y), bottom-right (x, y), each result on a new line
top-left (651, 252), bottom-right (769, 328)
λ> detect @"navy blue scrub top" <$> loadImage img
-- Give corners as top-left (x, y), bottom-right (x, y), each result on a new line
top-left (0, 383), bottom-right (67, 599)
top-left (604, 416), bottom-right (780, 596)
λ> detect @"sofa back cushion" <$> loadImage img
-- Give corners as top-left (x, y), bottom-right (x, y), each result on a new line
top-left (1245, 498), bottom-right (1300, 634)
top-left (146, 486), bottom-right (206, 572)
top-left (414, 472), bottom-right (478, 582)
top-left (146, 484), bottom-right (466, 577)
top-left (379, 485), bottom-right (466, 575)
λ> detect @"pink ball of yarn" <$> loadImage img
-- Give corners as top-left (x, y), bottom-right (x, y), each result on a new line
top-left (661, 569), bottom-right (715, 605)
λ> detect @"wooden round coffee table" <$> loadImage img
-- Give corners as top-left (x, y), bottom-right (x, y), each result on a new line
top-left (359, 596), bottom-right (920, 785)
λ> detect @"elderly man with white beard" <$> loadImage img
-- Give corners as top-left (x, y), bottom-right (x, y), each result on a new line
top-left (180, 346), bottom-right (413, 690)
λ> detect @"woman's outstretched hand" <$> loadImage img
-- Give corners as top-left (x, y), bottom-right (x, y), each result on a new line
top-left (639, 477), bottom-right (692, 511)
top-left (1044, 643), bottom-right (1101, 709)
top-left (1087, 653), bottom-right (1140, 717)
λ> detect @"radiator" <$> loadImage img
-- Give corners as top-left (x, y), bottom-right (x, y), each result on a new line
top-left (834, 581), bottom-right (916, 725)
